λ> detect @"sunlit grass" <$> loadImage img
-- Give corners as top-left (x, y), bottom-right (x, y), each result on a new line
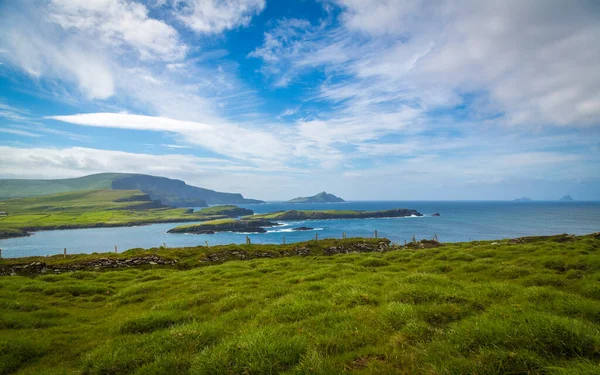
top-left (1, 233), bottom-right (599, 374)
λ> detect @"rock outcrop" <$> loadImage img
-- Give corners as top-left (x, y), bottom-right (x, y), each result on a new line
top-left (168, 219), bottom-right (279, 234)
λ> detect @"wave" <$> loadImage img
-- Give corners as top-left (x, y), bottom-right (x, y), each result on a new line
top-left (266, 227), bottom-right (324, 233)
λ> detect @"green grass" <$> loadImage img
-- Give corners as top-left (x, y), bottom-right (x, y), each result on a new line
top-left (0, 190), bottom-right (231, 232)
top-left (1, 234), bottom-right (600, 374)
top-left (0, 173), bottom-right (121, 199)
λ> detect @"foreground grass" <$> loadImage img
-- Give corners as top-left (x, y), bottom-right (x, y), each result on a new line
top-left (0, 190), bottom-right (248, 234)
top-left (1, 234), bottom-right (600, 374)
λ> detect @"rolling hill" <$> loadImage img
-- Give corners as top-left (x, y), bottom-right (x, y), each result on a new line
top-left (0, 173), bottom-right (264, 207)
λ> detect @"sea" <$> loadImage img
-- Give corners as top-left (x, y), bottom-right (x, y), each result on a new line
top-left (1, 201), bottom-right (599, 258)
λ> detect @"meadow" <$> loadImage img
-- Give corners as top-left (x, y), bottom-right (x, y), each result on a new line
top-left (0, 190), bottom-right (242, 237)
top-left (1, 233), bottom-right (600, 374)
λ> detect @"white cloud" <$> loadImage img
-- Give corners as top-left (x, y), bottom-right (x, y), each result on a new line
top-left (49, 0), bottom-right (186, 60)
top-left (47, 112), bottom-right (288, 162)
top-left (253, 0), bottom-right (600, 128)
top-left (172, 0), bottom-right (265, 34)
top-left (0, 0), bottom-right (185, 99)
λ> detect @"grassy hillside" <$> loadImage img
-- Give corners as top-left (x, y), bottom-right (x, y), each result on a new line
top-left (1, 234), bottom-right (599, 374)
top-left (0, 173), bottom-right (264, 206)
top-left (0, 190), bottom-right (245, 234)
top-left (0, 174), bottom-right (120, 199)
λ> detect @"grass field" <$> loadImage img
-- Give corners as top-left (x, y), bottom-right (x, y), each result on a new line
top-left (1, 233), bottom-right (599, 374)
top-left (0, 190), bottom-right (248, 235)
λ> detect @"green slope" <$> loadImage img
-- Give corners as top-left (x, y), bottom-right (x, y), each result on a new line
top-left (0, 174), bottom-right (119, 198)
top-left (0, 189), bottom-right (248, 234)
top-left (1, 234), bottom-right (600, 374)
top-left (0, 173), bottom-right (264, 207)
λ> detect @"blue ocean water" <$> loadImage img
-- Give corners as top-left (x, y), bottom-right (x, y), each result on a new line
top-left (1, 201), bottom-right (599, 258)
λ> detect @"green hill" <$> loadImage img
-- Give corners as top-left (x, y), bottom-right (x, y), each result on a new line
top-left (0, 189), bottom-right (256, 237)
top-left (0, 173), bottom-right (264, 207)
top-left (288, 191), bottom-right (345, 203)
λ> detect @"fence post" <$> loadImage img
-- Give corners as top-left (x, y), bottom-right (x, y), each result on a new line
top-left (282, 236), bottom-right (286, 245)
top-left (0, 248), bottom-right (2, 259)
top-left (374, 230), bottom-right (378, 239)
top-left (115, 245), bottom-right (118, 253)
top-left (343, 232), bottom-right (346, 239)
top-left (205, 240), bottom-right (209, 248)
top-left (315, 233), bottom-right (318, 241)
top-left (64, 248), bottom-right (67, 258)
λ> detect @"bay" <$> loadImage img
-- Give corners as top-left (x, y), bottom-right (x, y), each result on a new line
top-left (1, 201), bottom-right (599, 258)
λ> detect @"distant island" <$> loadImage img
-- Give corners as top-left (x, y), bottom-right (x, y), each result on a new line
top-left (0, 173), bottom-right (264, 207)
top-left (288, 191), bottom-right (345, 203)
top-left (514, 197), bottom-right (533, 202)
top-left (559, 195), bottom-right (574, 202)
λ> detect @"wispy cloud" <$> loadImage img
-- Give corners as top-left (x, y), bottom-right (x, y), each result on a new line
top-left (252, 0), bottom-right (600, 128)
top-left (0, 127), bottom-right (42, 138)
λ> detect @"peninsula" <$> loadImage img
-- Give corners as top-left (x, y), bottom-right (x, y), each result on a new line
top-left (244, 208), bottom-right (422, 221)
top-left (0, 190), bottom-right (255, 239)
top-left (288, 191), bottom-right (345, 203)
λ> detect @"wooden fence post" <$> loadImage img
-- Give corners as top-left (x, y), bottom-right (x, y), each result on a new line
top-left (374, 230), bottom-right (378, 239)
top-left (205, 240), bottom-right (209, 248)
top-left (0, 248), bottom-right (2, 259)
top-left (115, 245), bottom-right (118, 253)
top-left (315, 233), bottom-right (318, 241)
top-left (63, 248), bottom-right (67, 257)
top-left (343, 232), bottom-right (346, 239)
top-left (282, 236), bottom-right (286, 245)
top-left (163, 242), bottom-right (166, 248)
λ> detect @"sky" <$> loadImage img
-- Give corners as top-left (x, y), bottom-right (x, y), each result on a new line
top-left (0, 0), bottom-right (599, 201)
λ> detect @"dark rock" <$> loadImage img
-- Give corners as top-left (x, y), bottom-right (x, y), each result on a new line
top-left (292, 226), bottom-right (314, 231)
top-left (432, 213), bottom-right (440, 216)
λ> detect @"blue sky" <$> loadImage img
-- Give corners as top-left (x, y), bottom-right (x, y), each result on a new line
top-left (1, 0), bottom-right (599, 200)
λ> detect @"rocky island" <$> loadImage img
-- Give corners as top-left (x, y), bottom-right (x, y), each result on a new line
top-left (288, 191), bottom-right (345, 203)
top-left (167, 219), bottom-right (279, 234)
top-left (514, 197), bottom-right (533, 202)
top-left (559, 195), bottom-right (574, 202)
top-left (244, 208), bottom-right (422, 221)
